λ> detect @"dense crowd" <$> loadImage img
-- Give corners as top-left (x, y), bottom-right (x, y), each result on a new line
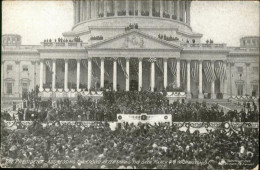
top-left (1, 119), bottom-right (259, 169)
top-left (2, 91), bottom-right (259, 122)
top-left (43, 36), bottom-right (82, 43)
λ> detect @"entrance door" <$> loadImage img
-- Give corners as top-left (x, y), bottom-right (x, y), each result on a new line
top-left (252, 85), bottom-right (258, 96)
top-left (130, 80), bottom-right (138, 91)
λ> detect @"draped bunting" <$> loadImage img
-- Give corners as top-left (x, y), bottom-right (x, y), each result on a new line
top-left (181, 60), bottom-right (186, 84)
top-left (204, 62), bottom-right (216, 82)
top-left (156, 58), bottom-right (164, 73)
top-left (169, 59), bottom-right (176, 76)
top-left (215, 61), bottom-right (227, 81)
top-left (82, 60), bottom-right (88, 70)
top-left (45, 60), bottom-right (52, 73)
top-left (148, 58), bottom-right (157, 63)
top-left (117, 58), bottom-right (129, 79)
top-left (191, 61), bottom-right (199, 83)
top-left (93, 58), bottom-right (110, 77)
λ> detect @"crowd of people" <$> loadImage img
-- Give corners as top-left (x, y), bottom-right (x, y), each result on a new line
top-left (158, 34), bottom-right (179, 41)
top-left (2, 91), bottom-right (259, 123)
top-left (1, 119), bottom-right (259, 169)
top-left (90, 35), bottom-right (104, 40)
top-left (125, 23), bottom-right (139, 32)
top-left (43, 36), bottom-right (82, 43)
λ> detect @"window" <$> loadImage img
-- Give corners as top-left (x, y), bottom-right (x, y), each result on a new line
top-left (7, 65), bottom-right (13, 72)
top-left (6, 83), bottom-right (12, 94)
top-left (23, 65), bottom-right (29, 71)
top-left (253, 67), bottom-right (259, 73)
top-left (237, 67), bottom-right (243, 73)
top-left (243, 40), bottom-right (246, 46)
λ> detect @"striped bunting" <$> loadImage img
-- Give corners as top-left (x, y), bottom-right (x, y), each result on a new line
top-left (181, 60), bottom-right (186, 84)
top-left (117, 58), bottom-right (129, 79)
top-left (45, 60), bottom-right (52, 73)
top-left (169, 59), bottom-right (177, 76)
top-left (92, 58), bottom-right (110, 77)
top-left (191, 61), bottom-right (199, 83)
top-left (156, 58), bottom-right (164, 73)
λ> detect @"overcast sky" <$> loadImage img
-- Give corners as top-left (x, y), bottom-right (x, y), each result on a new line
top-left (2, 1), bottom-right (259, 46)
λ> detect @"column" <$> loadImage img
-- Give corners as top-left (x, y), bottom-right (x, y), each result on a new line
top-left (80, 0), bottom-right (84, 21)
top-left (182, 1), bottom-right (186, 23)
top-left (149, 0), bottom-right (153, 17)
top-left (94, 0), bottom-right (98, 18)
top-left (160, 0), bottom-right (163, 17)
top-left (176, 0), bottom-right (180, 21)
top-left (186, 1), bottom-right (190, 25)
top-left (73, 0), bottom-right (76, 25)
top-left (88, 58), bottom-right (92, 90)
top-left (87, 0), bottom-right (91, 19)
top-left (163, 58), bottom-right (168, 89)
top-left (169, 0), bottom-right (173, 18)
top-left (114, 0), bottom-right (118, 16)
top-left (125, 57), bottom-right (130, 91)
top-left (198, 60), bottom-right (203, 99)
top-left (138, 57), bottom-right (143, 91)
top-left (76, 59), bottom-right (81, 91)
top-left (126, 0), bottom-right (129, 16)
top-left (150, 58), bottom-right (155, 92)
top-left (64, 59), bottom-right (68, 91)
top-left (223, 61), bottom-right (229, 99)
top-left (100, 57), bottom-right (105, 88)
top-left (52, 59), bottom-right (56, 91)
top-left (176, 59), bottom-right (180, 88)
top-left (104, 0), bottom-right (107, 17)
top-left (186, 60), bottom-right (191, 98)
top-left (39, 59), bottom-right (43, 91)
top-left (211, 60), bottom-right (216, 99)
top-left (138, 0), bottom-right (141, 16)
top-left (113, 57), bottom-right (117, 91)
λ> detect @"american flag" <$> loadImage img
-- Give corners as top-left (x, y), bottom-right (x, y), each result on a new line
top-left (204, 61), bottom-right (216, 82)
top-left (215, 61), bottom-right (227, 81)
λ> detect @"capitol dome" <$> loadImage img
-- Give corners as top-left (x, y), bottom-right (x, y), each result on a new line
top-left (63, 0), bottom-right (202, 44)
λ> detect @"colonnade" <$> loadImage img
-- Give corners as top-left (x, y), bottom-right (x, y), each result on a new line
top-left (74, 0), bottom-right (191, 25)
top-left (39, 58), bottom-right (227, 99)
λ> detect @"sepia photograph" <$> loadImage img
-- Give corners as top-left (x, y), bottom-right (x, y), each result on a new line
top-left (1, 0), bottom-right (259, 169)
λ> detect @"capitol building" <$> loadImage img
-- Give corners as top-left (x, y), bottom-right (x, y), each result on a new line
top-left (1, 0), bottom-right (259, 102)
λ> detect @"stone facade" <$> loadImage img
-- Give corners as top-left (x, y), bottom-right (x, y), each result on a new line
top-left (1, 0), bottom-right (259, 101)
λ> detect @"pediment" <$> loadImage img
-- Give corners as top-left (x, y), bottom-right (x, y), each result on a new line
top-left (86, 30), bottom-right (182, 50)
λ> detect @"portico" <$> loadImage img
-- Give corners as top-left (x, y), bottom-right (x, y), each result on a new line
top-left (36, 30), bottom-right (229, 100)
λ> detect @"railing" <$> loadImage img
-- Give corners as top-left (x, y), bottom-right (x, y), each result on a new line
top-left (40, 42), bottom-right (83, 48)
top-left (182, 43), bottom-right (227, 49)
top-left (39, 90), bottom-right (103, 98)
top-left (2, 45), bottom-right (40, 50)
